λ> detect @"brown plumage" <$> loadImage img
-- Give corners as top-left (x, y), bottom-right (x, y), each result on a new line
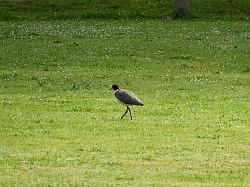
top-left (112, 85), bottom-right (143, 120)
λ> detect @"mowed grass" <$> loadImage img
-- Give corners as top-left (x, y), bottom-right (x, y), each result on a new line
top-left (0, 0), bottom-right (249, 21)
top-left (0, 20), bottom-right (249, 186)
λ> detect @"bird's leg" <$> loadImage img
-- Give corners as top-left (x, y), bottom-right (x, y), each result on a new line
top-left (121, 107), bottom-right (128, 120)
top-left (127, 106), bottom-right (132, 120)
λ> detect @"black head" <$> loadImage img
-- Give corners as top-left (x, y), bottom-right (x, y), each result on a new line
top-left (112, 85), bottom-right (120, 90)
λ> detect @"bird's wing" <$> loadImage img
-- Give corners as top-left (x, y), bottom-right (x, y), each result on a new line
top-left (115, 89), bottom-right (143, 105)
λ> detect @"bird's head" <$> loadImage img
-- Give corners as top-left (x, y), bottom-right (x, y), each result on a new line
top-left (112, 85), bottom-right (120, 90)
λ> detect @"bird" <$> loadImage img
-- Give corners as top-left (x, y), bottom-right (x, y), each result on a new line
top-left (112, 85), bottom-right (143, 120)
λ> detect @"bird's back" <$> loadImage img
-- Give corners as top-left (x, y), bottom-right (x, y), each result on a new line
top-left (115, 89), bottom-right (143, 106)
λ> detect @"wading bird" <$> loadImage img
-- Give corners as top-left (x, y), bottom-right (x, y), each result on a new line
top-left (112, 85), bottom-right (143, 120)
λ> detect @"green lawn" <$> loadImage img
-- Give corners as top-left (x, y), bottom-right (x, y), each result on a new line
top-left (0, 19), bottom-right (249, 186)
top-left (0, 0), bottom-right (249, 21)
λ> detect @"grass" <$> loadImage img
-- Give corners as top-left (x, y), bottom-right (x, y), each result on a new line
top-left (0, 19), bottom-right (249, 186)
top-left (0, 0), bottom-right (249, 21)
top-left (0, 0), bottom-right (250, 185)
